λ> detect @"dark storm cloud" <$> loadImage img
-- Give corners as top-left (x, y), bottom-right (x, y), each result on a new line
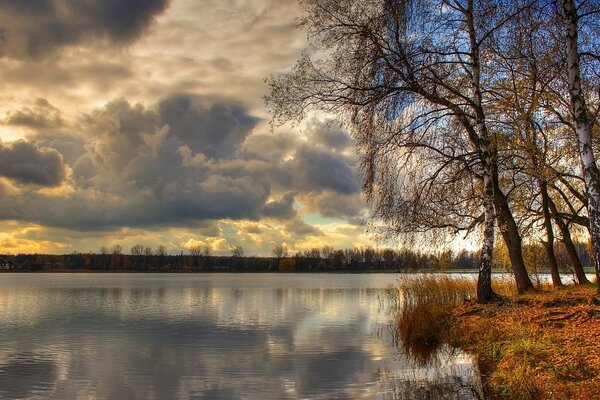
top-left (0, 139), bottom-right (66, 186)
top-left (303, 191), bottom-right (366, 220)
top-left (0, 0), bottom-right (170, 58)
top-left (3, 98), bottom-right (63, 129)
top-left (0, 96), bottom-right (270, 230)
top-left (305, 119), bottom-right (354, 151)
top-left (261, 192), bottom-right (296, 219)
top-left (284, 218), bottom-right (323, 237)
top-left (242, 122), bottom-right (359, 198)
top-left (158, 94), bottom-right (259, 159)
top-left (242, 131), bottom-right (298, 161)
top-left (74, 94), bottom-right (261, 189)
top-left (289, 146), bottom-right (360, 195)
top-left (31, 133), bottom-right (86, 165)
top-left (0, 172), bottom-right (271, 232)
top-left (80, 98), bottom-right (162, 175)
top-left (0, 94), bottom-right (365, 232)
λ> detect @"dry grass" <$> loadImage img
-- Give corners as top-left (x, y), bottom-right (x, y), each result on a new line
top-left (390, 275), bottom-right (516, 359)
top-left (390, 275), bottom-right (600, 399)
top-left (390, 275), bottom-right (478, 363)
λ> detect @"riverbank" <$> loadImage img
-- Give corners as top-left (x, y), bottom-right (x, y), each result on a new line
top-left (448, 284), bottom-right (600, 399)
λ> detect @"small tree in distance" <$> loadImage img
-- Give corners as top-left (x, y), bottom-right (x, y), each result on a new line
top-left (155, 245), bottom-right (168, 257)
top-left (189, 245), bottom-right (202, 257)
top-left (99, 246), bottom-right (109, 270)
top-left (321, 245), bottom-right (334, 259)
top-left (131, 244), bottom-right (144, 256)
top-left (111, 244), bottom-right (123, 255)
top-left (272, 244), bottom-right (288, 259)
top-left (232, 245), bottom-right (245, 257)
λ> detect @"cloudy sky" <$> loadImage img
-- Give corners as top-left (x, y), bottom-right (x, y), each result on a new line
top-left (0, 0), bottom-right (374, 255)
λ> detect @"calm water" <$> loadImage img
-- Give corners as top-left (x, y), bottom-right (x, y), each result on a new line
top-left (0, 273), bottom-right (481, 400)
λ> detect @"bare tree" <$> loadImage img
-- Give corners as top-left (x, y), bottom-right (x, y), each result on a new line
top-left (110, 244), bottom-right (123, 270)
top-left (131, 244), bottom-right (144, 256)
top-left (484, 5), bottom-right (565, 286)
top-left (272, 244), bottom-right (288, 259)
top-left (232, 245), bottom-right (245, 257)
top-left (155, 245), bottom-right (168, 257)
top-left (111, 244), bottom-right (123, 255)
top-left (189, 245), bottom-right (202, 257)
top-left (99, 246), bottom-right (109, 270)
top-left (267, 0), bottom-right (538, 299)
top-left (547, 195), bottom-right (590, 283)
top-left (321, 245), bottom-right (334, 259)
top-left (303, 248), bottom-right (321, 258)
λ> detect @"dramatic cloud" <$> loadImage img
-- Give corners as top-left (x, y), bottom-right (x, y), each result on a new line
top-left (288, 146), bottom-right (361, 195)
top-left (304, 119), bottom-right (354, 151)
top-left (158, 94), bottom-right (259, 159)
top-left (4, 96), bottom-right (270, 229)
top-left (31, 133), bottom-right (86, 165)
top-left (301, 191), bottom-right (367, 220)
top-left (0, 97), bottom-right (284, 231)
top-left (0, 0), bottom-right (170, 58)
top-left (3, 98), bottom-right (63, 129)
top-left (0, 1), bottom-right (375, 254)
top-left (0, 139), bottom-right (66, 186)
top-left (262, 192), bottom-right (297, 220)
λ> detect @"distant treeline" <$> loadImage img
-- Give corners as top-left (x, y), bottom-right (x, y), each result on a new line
top-left (0, 241), bottom-right (591, 273)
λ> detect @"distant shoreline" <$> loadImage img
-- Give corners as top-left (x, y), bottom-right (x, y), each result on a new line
top-left (0, 268), bottom-right (460, 274)
top-left (1, 268), bottom-right (594, 274)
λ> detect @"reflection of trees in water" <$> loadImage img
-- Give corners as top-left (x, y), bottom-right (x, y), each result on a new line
top-left (374, 346), bottom-right (484, 400)
top-left (378, 369), bottom-right (484, 400)
top-left (373, 297), bottom-right (484, 400)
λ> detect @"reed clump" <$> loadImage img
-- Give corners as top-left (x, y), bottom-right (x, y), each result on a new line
top-left (390, 275), bottom-right (478, 362)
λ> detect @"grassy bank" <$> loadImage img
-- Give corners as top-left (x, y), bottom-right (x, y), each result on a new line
top-left (391, 276), bottom-right (600, 399)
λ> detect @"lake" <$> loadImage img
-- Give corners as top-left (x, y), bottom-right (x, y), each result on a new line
top-left (0, 273), bottom-right (482, 399)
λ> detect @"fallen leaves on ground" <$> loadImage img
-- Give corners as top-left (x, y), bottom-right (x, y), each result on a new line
top-left (450, 285), bottom-right (600, 400)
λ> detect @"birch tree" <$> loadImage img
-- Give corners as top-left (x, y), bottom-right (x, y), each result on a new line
top-left (555, 0), bottom-right (600, 288)
top-left (267, 0), bottom-right (537, 300)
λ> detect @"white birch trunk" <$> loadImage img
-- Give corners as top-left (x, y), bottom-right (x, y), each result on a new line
top-left (466, 0), bottom-right (497, 301)
top-left (560, 0), bottom-right (600, 288)
top-left (478, 156), bottom-right (495, 302)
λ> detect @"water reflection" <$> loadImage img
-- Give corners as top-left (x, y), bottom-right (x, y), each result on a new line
top-left (0, 273), bottom-right (482, 399)
top-left (375, 344), bottom-right (483, 400)
top-left (0, 355), bottom-right (58, 399)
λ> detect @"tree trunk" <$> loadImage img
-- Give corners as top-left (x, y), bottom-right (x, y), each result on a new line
top-left (559, 0), bottom-right (600, 290)
top-left (477, 170), bottom-right (497, 303)
top-left (540, 181), bottom-right (562, 286)
top-left (548, 196), bottom-right (591, 284)
top-left (561, 224), bottom-right (590, 284)
top-left (493, 180), bottom-right (535, 293)
top-left (465, 0), bottom-right (532, 294)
